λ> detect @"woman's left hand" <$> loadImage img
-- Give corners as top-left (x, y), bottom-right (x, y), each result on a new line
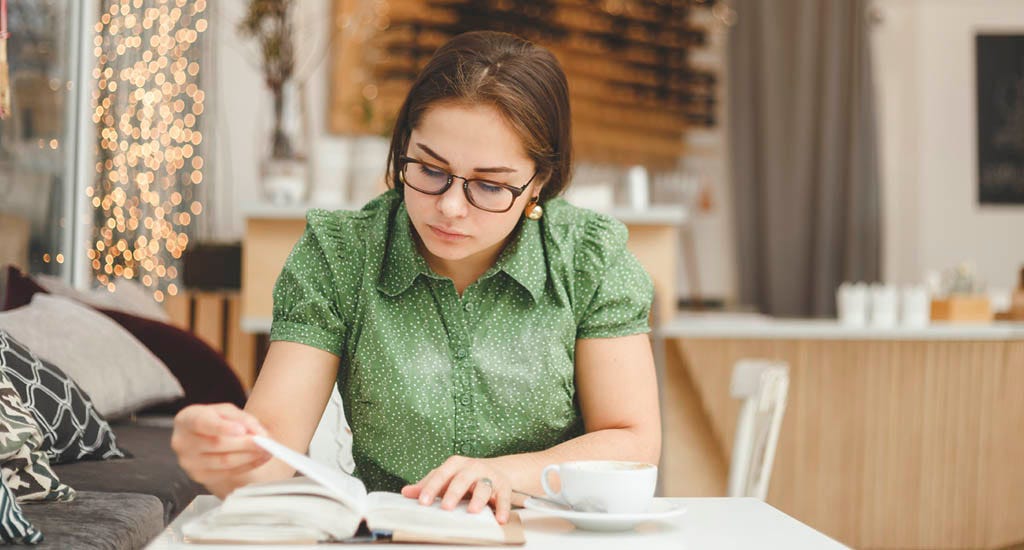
top-left (401, 456), bottom-right (512, 524)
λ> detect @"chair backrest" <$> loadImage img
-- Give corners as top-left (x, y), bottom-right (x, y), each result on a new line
top-left (727, 359), bottom-right (790, 500)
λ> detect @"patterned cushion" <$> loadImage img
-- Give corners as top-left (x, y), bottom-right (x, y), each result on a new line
top-left (0, 480), bottom-right (42, 544)
top-left (0, 294), bottom-right (184, 418)
top-left (0, 370), bottom-right (74, 503)
top-left (0, 330), bottom-right (126, 464)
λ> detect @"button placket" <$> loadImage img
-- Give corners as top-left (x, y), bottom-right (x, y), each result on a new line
top-left (439, 282), bottom-right (477, 459)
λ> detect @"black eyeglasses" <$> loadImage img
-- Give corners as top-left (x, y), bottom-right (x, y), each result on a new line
top-left (398, 156), bottom-right (537, 213)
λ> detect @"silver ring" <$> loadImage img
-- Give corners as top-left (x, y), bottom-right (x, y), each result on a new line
top-left (478, 477), bottom-right (494, 489)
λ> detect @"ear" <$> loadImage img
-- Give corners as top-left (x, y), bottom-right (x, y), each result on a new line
top-left (529, 176), bottom-right (547, 201)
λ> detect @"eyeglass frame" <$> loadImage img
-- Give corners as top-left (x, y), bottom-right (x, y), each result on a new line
top-left (398, 155), bottom-right (539, 213)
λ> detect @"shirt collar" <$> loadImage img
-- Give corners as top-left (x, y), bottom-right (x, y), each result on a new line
top-left (377, 203), bottom-right (547, 302)
top-left (490, 216), bottom-right (547, 303)
top-left (377, 203), bottom-right (434, 297)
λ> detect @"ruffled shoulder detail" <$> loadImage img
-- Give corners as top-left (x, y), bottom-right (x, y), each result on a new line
top-left (303, 189), bottom-right (400, 267)
top-left (540, 197), bottom-right (653, 336)
top-left (539, 197), bottom-right (630, 276)
top-left (269, 191), bottom-right (399, 356)
top-left (574, 211), bottom-right (629, 277)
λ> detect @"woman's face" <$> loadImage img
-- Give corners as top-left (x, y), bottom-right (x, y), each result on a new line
top-left (403, 102), bottom-right (541, 274)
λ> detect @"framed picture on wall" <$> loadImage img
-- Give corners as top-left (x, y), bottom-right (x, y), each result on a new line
top-left (976, 34), bottom-right (1024, 204)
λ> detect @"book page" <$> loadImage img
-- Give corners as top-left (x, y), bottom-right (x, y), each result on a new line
top-left (183, 493), bottom-right (361, 543)
top-left (365, 491), bottom-right (506, 543)
top-left (230, 476), bottom-right (345, 501)
top-left (253, 435), bottom-right (368, 515)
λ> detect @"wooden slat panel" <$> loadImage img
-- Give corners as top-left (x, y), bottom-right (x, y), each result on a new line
top-left (0, 214), bottom-right (30, 271)
top-left (328, 0), bottom-right (714, 166)
top-left (162, 292), bottom-right (191, 330)
top-left (658, 341), bottom-right (728, 498)
top-left (226, 294), bottom-right (256, 392)
top-left (665, 337), bottom-right (1024, 549)
top-left (624, 225), bottom-right (678, 324)
top-left (193, 292), bottom-right (225, 353)
top-left (983, 340), bottom-right (1024, 548)
top-left (241, 218), bottom-right (307, 324)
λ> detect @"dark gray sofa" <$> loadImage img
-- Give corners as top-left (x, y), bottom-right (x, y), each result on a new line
top-left (19, 420), bottom-right (205, 550)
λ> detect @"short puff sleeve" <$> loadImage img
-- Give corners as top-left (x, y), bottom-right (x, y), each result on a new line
top-left (269, 209), bottom-right (362, 356)
top-left (573, 214), bottom-right (654, 339)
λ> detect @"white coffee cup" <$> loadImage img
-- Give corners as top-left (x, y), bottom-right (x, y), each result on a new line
top-left (540, 460), bottom-right (657, 514)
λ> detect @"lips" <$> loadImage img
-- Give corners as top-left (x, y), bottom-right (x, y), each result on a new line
top-left (428, 225), bottom-right (469, 240)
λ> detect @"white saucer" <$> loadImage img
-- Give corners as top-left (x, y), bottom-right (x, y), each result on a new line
top-left (522, 498), bottom-right (687, 532)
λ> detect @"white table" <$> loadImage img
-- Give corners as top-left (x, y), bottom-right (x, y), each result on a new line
top-left (146, 496), bottom-right (847, 549)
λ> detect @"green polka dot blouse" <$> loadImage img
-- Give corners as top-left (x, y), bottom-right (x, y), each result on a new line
top-left (270, 189), bottom-right (653, 492)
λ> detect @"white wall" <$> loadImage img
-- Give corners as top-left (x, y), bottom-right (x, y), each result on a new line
top-left (678, 9), bottom-right (738, 305)
top-left (205, 0), bottom-right (334, 240)
top-left (871, 0), bottom-right (1024, 292)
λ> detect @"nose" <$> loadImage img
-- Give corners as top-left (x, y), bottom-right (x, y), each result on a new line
top-left (437, 179), bottom-right (469, 218)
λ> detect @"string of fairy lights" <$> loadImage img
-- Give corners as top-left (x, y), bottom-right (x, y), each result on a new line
top-left (87, 0), bottom-right (206, 302)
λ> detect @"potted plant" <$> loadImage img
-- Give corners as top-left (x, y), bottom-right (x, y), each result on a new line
top-left (238, 0), bottom-right (307, 204)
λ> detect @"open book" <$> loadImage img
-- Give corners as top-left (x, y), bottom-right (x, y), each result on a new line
top-left (181, 436), bottom-right (525, 545)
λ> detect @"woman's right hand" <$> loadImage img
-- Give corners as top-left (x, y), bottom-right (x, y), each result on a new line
top-left (171, 403), bottom-right (272, 494)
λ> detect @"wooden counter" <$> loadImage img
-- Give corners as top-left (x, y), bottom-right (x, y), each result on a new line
top-left (657, 314), bottom-right (1024, 549)
top-left (240, 202), bottom-right (687, 332)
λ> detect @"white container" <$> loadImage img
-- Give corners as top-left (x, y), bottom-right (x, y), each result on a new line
top-left (348, 135), bottom-right (391, 206)
top-left (901, 285), bottom-right (931, 327)
top-left (870, 284), bottom-right (899, 328)
top-left (262, 158), bottom-right (309, 205)
top-left (626, 165), bottom-right (650, 210)
top-left (564, 183), bottom-right (615, 213)
top-left (837, 282), bottom-right (868, 327)
top-left (309, 137), bottom-right (351, 207)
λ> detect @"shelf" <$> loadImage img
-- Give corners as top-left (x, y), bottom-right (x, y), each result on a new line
top-left (658, 313), bottom-right (1024, 341)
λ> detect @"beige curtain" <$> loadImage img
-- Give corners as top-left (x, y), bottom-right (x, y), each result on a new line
top-left (729, 0), bottom-right (881, 317)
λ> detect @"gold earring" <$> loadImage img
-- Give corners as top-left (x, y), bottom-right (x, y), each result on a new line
top-left (525, 199), bottom-right (543, 220)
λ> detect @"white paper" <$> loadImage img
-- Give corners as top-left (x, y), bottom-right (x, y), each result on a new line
top-left (252, 435), bottom-right (368, 515)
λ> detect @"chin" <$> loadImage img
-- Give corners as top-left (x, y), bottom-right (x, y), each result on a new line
top-left (423, 239), bottom-right (477, 261)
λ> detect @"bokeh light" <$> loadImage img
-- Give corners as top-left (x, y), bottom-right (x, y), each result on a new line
top-left (89, 0), bottom-right (206, 302)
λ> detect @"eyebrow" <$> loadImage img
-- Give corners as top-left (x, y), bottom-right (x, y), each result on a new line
top-left (415, 143), bottom-right (518, 174)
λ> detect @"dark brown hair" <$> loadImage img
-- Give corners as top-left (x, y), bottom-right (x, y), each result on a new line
top-left (385, 31), bottom-right (572, 203)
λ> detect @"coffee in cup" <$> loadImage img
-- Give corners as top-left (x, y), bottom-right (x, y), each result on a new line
top-left (540, 460), bottom-right (657, 514)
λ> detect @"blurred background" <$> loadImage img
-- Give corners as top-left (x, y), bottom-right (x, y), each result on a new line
top-left (1, 1), bottom-right (1023, 548)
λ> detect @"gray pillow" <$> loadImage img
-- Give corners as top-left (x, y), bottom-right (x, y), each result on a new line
top-left (34, 274), bottom-right (171, 323)
top-left (0, 295), bottom-right (183, 418)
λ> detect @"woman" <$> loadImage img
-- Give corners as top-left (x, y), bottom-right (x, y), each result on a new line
top-left (171, 30), bottom-right (660, 524)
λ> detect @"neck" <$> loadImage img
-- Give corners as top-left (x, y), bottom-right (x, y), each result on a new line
top-left (429, 255), bottom-right (494, 295)
top-left (414, 232), bottom-right (509, 296)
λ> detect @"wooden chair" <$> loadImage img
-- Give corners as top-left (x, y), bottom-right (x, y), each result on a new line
top-left (727, 359), bottom-right (790, 500)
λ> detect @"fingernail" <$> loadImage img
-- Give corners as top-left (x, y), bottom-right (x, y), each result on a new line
top-left (419, 496), bottom-right (430, 505)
